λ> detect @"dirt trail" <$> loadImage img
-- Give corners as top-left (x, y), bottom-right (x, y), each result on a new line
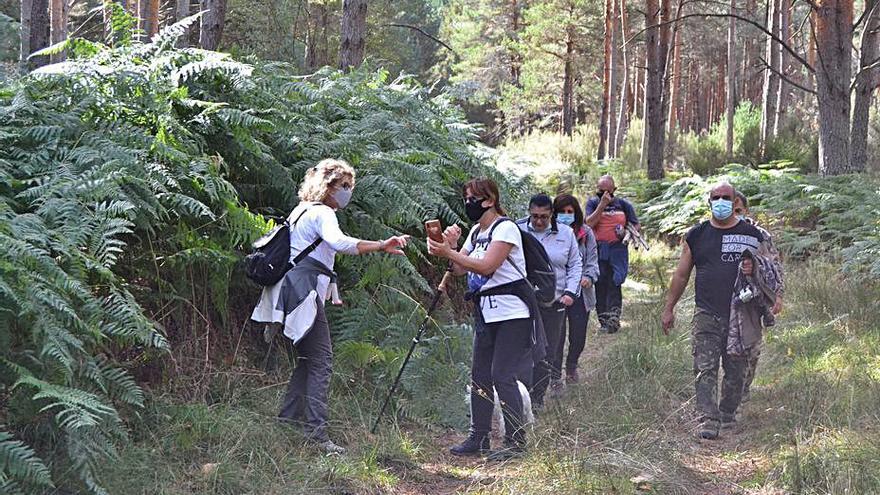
top-left (389, 316), bottom-right (776, 494)
top-left (386, 331), bottom-right (618, 494)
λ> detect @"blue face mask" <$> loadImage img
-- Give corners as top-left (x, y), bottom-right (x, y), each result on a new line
top-left (557, 213), bottom-right (575, 225)
top-left (710, 199), bottom-right (733, 220)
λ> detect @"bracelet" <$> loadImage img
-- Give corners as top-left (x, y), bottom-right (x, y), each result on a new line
top-left (378, 239), bottom-right (387, 251)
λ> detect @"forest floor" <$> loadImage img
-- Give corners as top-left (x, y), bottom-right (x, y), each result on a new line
top-left (377, 279), bottom-right (784, 495)
top-left (103, 243), bottom-right (879, 494)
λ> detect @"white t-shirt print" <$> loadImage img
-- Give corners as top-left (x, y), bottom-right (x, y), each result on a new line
top-left (463, 219), bottom-right (530, 323)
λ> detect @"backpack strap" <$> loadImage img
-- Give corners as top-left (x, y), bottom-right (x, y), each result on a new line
top-left (289, 205), bottom-right (323, 265)
top-left (469, 217), bottom-right (528, 281)
top-left (469, 217), bottom-right (512, 246)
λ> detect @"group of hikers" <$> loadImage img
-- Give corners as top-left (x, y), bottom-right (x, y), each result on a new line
top-left (250, 158), bottom-right (784, 459)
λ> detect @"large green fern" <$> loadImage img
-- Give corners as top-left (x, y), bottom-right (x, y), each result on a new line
top-left (0, 3), bottom-right (528, 491)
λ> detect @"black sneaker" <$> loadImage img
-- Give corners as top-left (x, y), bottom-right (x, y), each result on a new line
top-left (486, 442), bottom-right (525, 462)
top-left (449, 434), bottom-right (489, 457)
top-left (698, 419), bottom-right (720, 440)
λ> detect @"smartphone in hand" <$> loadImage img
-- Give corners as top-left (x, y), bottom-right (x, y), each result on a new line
top-left (425, 220), bottom-right (444, 243)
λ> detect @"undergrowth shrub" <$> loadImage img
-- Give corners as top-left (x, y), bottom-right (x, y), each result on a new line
top-left (638, 165), bottom-right (880, 277)
top-left (0, 6), bottom-right (520, 492)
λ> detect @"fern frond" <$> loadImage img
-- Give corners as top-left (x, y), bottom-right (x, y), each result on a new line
top-left (0, 430), bottom-right (54, 489)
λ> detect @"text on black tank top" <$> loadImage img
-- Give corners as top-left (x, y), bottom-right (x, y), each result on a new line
top-left (685, 220), bottom-right (764, 319)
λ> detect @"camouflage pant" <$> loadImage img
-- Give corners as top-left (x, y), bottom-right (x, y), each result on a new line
top-left (692, 309), bottom-right (747, 421)
top-left (742, 342), bottom-right (762, 397)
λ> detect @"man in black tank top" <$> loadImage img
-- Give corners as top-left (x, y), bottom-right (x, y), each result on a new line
top-left (661, 182), bottom-right (766, 440)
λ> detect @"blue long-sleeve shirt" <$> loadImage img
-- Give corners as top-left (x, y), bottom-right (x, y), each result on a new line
top-left (516, 218), bottom-right (582, 301)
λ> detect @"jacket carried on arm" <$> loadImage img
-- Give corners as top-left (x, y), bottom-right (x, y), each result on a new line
top-left (276, 256), bottom-right (337, 343)
top-left (727, 248), bottom-right (782, 356)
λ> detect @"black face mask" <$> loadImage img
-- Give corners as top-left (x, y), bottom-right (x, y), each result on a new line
top-left (465, 198), bottom-right (491, 222)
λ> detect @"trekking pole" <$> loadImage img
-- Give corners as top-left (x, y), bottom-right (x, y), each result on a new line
top-left (371, 270), bottom-right (453, 434)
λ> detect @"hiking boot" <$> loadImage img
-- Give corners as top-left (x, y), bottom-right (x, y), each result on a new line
top-left (566, 368), bottom-right (580, 384)
top-left (698, 419), bottom-right (720, 440)
top-left (486, 442), bottom-right (525, 462)
top-left (721, 412), bottom-right (737, 429)
top-left (598, 326), bottom-right (610, 334)
top-left (449, 434), bottom-right (490, 457)
top-left (315, 439), bottom-right (346, 454)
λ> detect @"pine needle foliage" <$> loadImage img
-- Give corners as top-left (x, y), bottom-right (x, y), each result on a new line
top-left (2, 4), bottom-right (520, 491)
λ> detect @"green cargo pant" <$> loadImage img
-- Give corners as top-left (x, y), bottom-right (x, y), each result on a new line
top-left (742, 341), bottom-right (762, 398)
top-left (692, 309), bottom-right (747, 422)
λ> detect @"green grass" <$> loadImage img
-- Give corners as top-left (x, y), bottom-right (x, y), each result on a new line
top-left (101, 252), bottom-right (879, 495)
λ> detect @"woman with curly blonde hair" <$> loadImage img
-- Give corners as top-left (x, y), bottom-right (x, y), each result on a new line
top-left (252, 158), bottom-right (408, 453)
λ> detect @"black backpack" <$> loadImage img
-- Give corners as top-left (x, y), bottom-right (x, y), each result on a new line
top-left (245, 208), bottom-right (322, 286)
top-left (470, 217), bottom-right (557, 306)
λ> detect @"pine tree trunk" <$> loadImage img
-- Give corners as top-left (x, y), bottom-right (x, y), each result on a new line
top-left (608, 0), bottom-right (620, 152)
top-left (773, 0), bottom-right (791, 135)
top-left (140, 0), bottom-right (160, 41)
top-left (615, 0), bottom-right (631, 152)
top-left (683, 60), bottom-right (694, 132)
top-left (199, 0), bottom-right (228, 50)
top-left (562, 40), bottom-right (575, 136)
top-left (306, 3), bottom-right (327, 68)
top-left (175, 0), bottom-right (190, 46)
top-left (599, 0), bottom-right (613, 159)
top-left (726, 0), bottom-right (737, 159)
top-left (177, 0), bottom-right (190, 21)
top-left (510, 0), bottom-right (522, 87)
top-left (760, 0), bottom-right (780, 158)
top-left (644, 0), bottom-right (670, 179)
top-left (29, 0), bottom-right (49, 68)
top-left (814, 0), bottom-right (853, 176)
top-left (49, 0), bottom-right (67, 62)
top-left (20, 0), bottom-right (33, 72)
top-left (850, 0), bottom-right (879, 172)
top-left (339, 0), bottom-right (367, 70)
top-left (667, 27), bottom-right (681, 133)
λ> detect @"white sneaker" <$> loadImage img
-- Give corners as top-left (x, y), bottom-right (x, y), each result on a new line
top-left (316, 439), bottom-right (346, 454)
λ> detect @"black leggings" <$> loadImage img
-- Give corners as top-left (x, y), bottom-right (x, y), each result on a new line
top-left (561, 293), bottom-right (590, 370)
top-left (470, 316), bottom-right (533, 444)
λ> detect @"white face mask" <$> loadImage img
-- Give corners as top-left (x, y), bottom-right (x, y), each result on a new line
top-left (332, 186), bottom-right (352, 209)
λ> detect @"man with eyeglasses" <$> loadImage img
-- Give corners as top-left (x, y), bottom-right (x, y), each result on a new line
top-left (661, 182), bottom-right (766, 440)
top-left (584, 175), bottom-right (640, 334)
top-left (516, 193), bottom-right (582, 409)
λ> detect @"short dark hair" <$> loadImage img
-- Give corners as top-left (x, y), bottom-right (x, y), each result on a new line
top-left (528, 193), bottom-right (553, 209)
top-left (735, 191), bottom-right (749, 208)
top-left (553, 193), bottom-right (585, 234)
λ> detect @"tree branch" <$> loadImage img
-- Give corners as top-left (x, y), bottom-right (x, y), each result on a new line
top-left (758, 56), bottom-right (817, 94)
top-left (381, 23), bottom-right (455, 53)
top-left (626, 12), bottom-right (815, 73)
top-left (538, 47), bottom-right (566, 60)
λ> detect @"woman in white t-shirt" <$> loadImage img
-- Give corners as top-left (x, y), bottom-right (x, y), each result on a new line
top-left (427, 177), bottom-right (535, 460)
top-left (252, 159), bottom-right (408, 454)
